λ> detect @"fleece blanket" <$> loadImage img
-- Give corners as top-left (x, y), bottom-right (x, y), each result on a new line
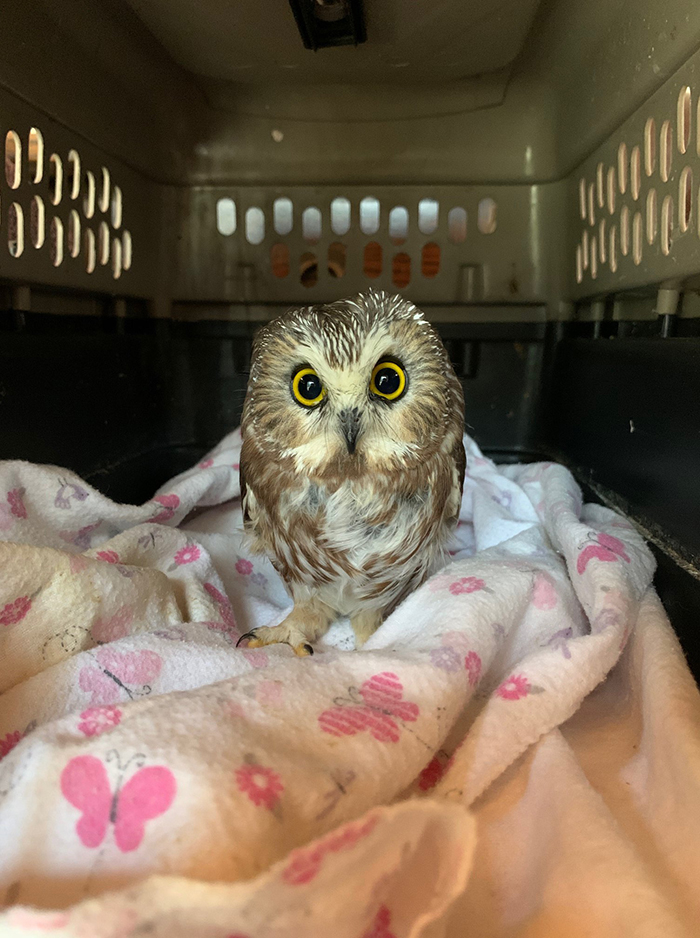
top-left (0, 430), bottom-right (699, 937)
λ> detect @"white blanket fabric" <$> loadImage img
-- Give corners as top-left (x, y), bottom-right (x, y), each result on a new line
top-left (0, 431), bottom-right (698, 937)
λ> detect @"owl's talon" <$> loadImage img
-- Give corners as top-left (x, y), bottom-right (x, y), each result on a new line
top-left (236, 631), bottom-right (257, 648)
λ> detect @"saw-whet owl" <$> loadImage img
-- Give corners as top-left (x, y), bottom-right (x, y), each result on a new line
top-left (238, 290), bottom-right (466, 655)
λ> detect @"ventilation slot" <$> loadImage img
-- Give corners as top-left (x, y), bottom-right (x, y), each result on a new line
top-left (630, 147), bottom-right (641, 200)
top-left (632, 211), bottom-right (643, 265)
top-left (330, 197), bottom-right (351, 236)
top-left (363, 242), bottom-right (382, 278)
top-left (596, 163), bottom-right (605, 207)
top-left (576, 245), bottom-right (583, 283)
top-left (606, 168), bottom-right (616, 215)
top-left (478, 198), bottom-right (497, 234)
top-left (5, 132), bottom-right (20, 189)
top-left (620, 205), bottom-right (630, 256)
top-left (418, 198), bottom-right (439, 235)
top-left (98, 221), bottom-right (110, 265)
top-left (84, 228), bottom-right (96, 273)
top-left (579, 179), bottom-right (587, 220)
top-left (28, 128), bottom-right (44, 184)
top-left (661, 196), bottom-right (673, 256)
top-left (271, 243), bottom-right (290, 278)
top-left (587, 183), bottom-right (596, 225)
top-left (359, 198), bottom-right (380, 235)
top-left (598, 220), bottom-right (606, 263)
top-left (112, 238), bottom-right (122, 280)
top-left (448, 207), bottom-right (467, 243)
top-left (49, 154), bottom-right (63, 206)
top-left (422, 243), bottom-right (440, 278)
top-left (83, 171), bottom-right (96, 218)
top-left (50, 217), bottom-right (64, 267)
top-left (245, 207), bottom-right (265, 245)
top-left (300, 251), bottom-right (317, 288)
top-left (122, 231), bottom-right (132, 270)
top-left (590, 236), bottom-right (598, 279)
top-left (30, 196), bottom-right (45, 249)
top-left (644, 118), bottom-right (656, 176)
top-left (68, 210), bottom-right (81, 258)
top-left (8, 202), bottom-right (24, 257)
top-left (618, 143), bottom-right (628, 193)
top-left (328, 242), bottom-right (346, 278)
top-left (111, 187), bottom-right (123, 230)
top-left (678, 87), bottom-right (691, 154)
top-left (660, 121), bottom-right (673, 182)
top-left (302, 206), bottom-right (322, 243)
top-left (646, 189), bottom-right (657, 244)
top-left (216, 198), bottom-right (236, 236)
top-left (273, 198), bottom-right (293, 236)
top-left (679, 166), bottom-right (693, 232)
top-left (392, 252), bottom-right (411, 288)
top-left (68, 150), bottom-right (81, 200)
top-left (99, 168), bottom-right (110, 214)
top-left (389, 206), bottom-right (408, 245)
top-left (609, 225), bottom-right (618, 273)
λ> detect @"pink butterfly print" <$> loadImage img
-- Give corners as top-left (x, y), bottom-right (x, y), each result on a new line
top-left (79, 648), bottom-right (162, 705)
top-left (59, 521), bottom-right (102, 550)
top-left (60, 751), bottom-right (176, 852)
top-left (54, 479), bottom-right (89, 510)
top-left (577, 532), bottom-right (631, 575)
top-left (319, 672), bottom-right (419, 744)
top-left (91, 605), bottom-right (134, 642)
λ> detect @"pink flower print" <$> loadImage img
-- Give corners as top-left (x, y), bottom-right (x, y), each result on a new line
top-left (319, 672), bottom-right (419, 744)
top-left (232, 462), bottom-right (240, 470)
top-left (361, 905), bottom-right (397, 938)
top-left (7, 487), bottom-right (27, 519)
top-left (496, 673), bottom-right (544, 700)
top-left (0, 730), bottom-right (21, 760)
top-left (78, 706), bottom-right (123, 737)
top-left (577, 532), bottom-right (631, 575)
top-left (61, 755), bottom-right (176, 851)
top-left (235, 762), bottom-right (283, 810)
top-left (92, 605), bottom-right (134, 643)
top-left (449, 576), bottom-right (486, 596)
top-left (204, 582), bottom-right (237, 632)
top-left (79, 648), bottom-right (162, 705)
top-left (96, 549), bottom-right (120, 564)
top-left (236, 558), bottom-right (253, 575)
top-left (69, 553), bottom-right (91, 574)
top-left (241, 648), bottom-right (269, 669)
top-left (0, 595), bottom-right (32, 626)
top-left (430, 646), bottom-right (462, 672)
top-left (173, 544), bottom-right (201, 566)
top-left (465, 651), bottom-right (482, 686)
top-left (199, 457), bottom-right (214, 469)
top-left (532, 573), bottom-right (558, 610)
top-left (59, 521), bottom-right (101, 550)
top-left (282, 814), bottom-right (379, 885)
top-left (150, 493), bottom-right (180, 524)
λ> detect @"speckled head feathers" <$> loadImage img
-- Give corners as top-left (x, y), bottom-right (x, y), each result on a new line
top-left (242, 290), bottom-right (465, 476)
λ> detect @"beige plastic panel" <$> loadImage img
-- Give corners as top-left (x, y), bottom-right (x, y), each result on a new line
top-left (570, 45), bottom-right (700, 303)
top-left (168, 183), bottom-right (566, 316)
top-left (0, 85), bottom-right (162, 300)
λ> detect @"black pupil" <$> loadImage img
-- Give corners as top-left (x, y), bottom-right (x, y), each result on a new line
top-left (298, 373), bottom-right (322, 401)
top-left (375, 366), bottom-right (401, 395)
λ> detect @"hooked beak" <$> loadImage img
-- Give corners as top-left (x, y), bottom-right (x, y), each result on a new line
top-left (338, 408), bottom-right (362, 455)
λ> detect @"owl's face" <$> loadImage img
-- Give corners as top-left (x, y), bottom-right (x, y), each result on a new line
top-left (242, 292), bottom-right (464, 477)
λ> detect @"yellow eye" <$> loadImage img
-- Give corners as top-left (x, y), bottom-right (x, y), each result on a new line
top-left (370, 361), bottom-right (406, 401)
top-left (291, 367), bottom-right (326, 407)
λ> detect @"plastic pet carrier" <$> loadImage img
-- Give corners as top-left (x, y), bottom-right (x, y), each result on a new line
top-left (1, 1), bottom-right (700, 935)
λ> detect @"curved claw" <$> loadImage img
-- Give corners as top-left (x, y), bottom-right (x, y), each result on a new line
top-left (236, 631), bottom-right (257, 648)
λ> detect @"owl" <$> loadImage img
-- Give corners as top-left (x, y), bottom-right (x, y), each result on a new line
top-left (237, 290), bottom-right (466, 655)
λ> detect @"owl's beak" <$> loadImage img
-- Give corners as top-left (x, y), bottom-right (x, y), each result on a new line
top-left (338, 408), bottom-right (362, 455)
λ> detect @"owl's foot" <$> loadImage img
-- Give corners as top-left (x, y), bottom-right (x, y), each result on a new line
top-left (236, 598), bottom-right (335, 657)
top-left (237, 626), bottom-right (314, 657)
top-left (350, 609), bottom-right (383, 648)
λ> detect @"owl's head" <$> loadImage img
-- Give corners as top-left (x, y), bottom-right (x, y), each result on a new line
top-left (242, 291), bottom-right (464, 477)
